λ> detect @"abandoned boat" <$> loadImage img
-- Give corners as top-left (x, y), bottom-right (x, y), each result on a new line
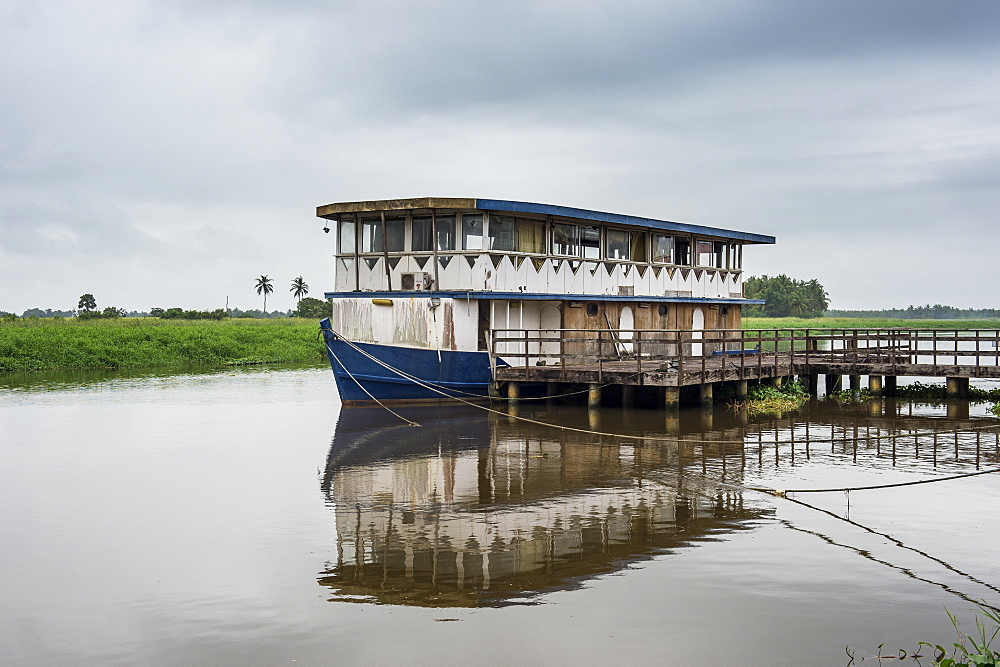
top-left (317, 197), bottom-right (774, 404)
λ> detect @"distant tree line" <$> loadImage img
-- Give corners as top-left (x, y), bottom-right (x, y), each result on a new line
top-left (826, 305), bottom-right (1000, 319)
top-left (21, 308), bottom-right (77, 318)
top-left (2, 276), bottom-right (326, 323)
top-left (744, 275), bottom-right (830, 318)
top-left (149, 297), bottom-right (329, 320)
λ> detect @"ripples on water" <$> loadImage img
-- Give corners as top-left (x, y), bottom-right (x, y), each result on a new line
top-left (1, 367), bottom-right (998, 665)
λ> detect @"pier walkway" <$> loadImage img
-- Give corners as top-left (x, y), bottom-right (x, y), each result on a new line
top-left (491, 328), bottom-right (1000, 406)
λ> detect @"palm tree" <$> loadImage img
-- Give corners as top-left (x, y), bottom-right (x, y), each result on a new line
top-left (290, 276), bottom-right (309, 301)
top-left (255, 275), bottom-right (274, 314)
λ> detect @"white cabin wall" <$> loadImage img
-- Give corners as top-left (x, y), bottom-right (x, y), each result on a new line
top-left (449, 297), bottom-right (480, 352)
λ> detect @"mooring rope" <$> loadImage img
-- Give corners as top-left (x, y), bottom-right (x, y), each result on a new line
top-left (748, 466), bottom-right (1000, 496)
top-left (324, 342), bottom-right (420, 427)
top-left (324, 334), bottom-right (636, 402)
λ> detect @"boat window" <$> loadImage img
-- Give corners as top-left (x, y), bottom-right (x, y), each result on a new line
top-left (713, 241), bottom-right (726, 268)
top-left (339, 219), bottom-right (356, 255)
top-left (436, 216), bottom-right (456, 251)
top-left (729, 242), bottom-right (741, 269)
top-left (462, 214), bottom-right (484, 250)
top-left (360, 217), bottom-right (382, 253)
top-left (516, 219), bottom-right (545, 254)
top-left (652, 234), bottom-right (673, 263)
top-left (674, 238), bottom-right (691, 265)
top-left (411, 216), bottom-right (433, 252)
top-left (385, 217), bottom-right (405, 253)
top-left (489, 215), bottom-right (516, 251)
top-left (696, 240), bottom-right (714, 267)
top-left (606, 229), bottom-right (629, 260)
top-left (551, 223), bottom-right (580, 256)
top-left (630, 231), bottom-right (647, 262)
top-left (581, 225), bottom-right (600, 258)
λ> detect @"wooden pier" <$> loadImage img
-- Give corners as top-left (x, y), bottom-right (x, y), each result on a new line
top-left (491, 328), bottom-right (1000, 406)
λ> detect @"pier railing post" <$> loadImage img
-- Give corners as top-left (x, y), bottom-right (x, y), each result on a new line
top-left (636, 330), bottom-right (642, 384)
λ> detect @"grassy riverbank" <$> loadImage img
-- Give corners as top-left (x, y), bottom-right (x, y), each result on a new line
top-left (0, 318), bottom-right (326, 372)
top-left (744, 317), bottom-right (1000, 329)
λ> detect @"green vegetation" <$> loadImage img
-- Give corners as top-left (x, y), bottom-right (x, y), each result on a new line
top-left (891, 382), bottom-right (1000, 402)
top-left (848, 604), bottom-right (999, 666)
top-left (744, 275), bottom-right (829, 318)
top-left (74, 294), bottom-right (131, 320)
top-left (733, 380), bottom-right (809, 415)
top-left (293, 297), bottom-right (330, 319)
top-left (828, 383), bottom-right (1000, 408)
top-left (744, 317), bottom-right (1000, 330)
top-left (829, 304), bottom-right (1000, 320)
top-left (923, 604), bottom-right (1000, 666)
top-left (0, 317), bottom-right (327, 372)
top-left (828, 388), bottom-right (876, 404)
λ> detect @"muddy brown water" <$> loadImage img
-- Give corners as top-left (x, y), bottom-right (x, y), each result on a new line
top-left (1, 366), bottom-right (998, 665)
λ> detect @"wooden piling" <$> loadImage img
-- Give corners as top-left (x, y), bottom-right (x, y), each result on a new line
top-left (849, 375), bottom-right (861, 392)
top-left (869, 375), bottom-right (883, 395)
top-left (825, 374), bottom-right (842, 394)
top-left (506, 381), bottom-right (520, 403)
top-left (735, 380), bottom-right (748, 399)
top-left (587, 383), bottom-right (602, 409)
top-left (664, 386), bottom-right (680, 410)
top-left (946, 377), bottom-right (969, 399)
top-left (699, 382), bottom-right (714, 407)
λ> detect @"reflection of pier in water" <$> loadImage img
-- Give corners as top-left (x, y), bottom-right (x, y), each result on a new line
top-left (318, 405), bottom-right (999, 607)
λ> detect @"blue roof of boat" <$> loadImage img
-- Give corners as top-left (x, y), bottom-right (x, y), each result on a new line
top-left (316, 197), bottom-right (775, 244)
top-left (476, 199), bottom-right (775, 244)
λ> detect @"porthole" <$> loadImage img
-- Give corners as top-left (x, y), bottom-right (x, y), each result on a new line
top-left (586, 303), bottom-right (599, 317)
top-left (658, 305), bottom-right (668, 317)
top-left (720, 306), bottom-right (729, 317)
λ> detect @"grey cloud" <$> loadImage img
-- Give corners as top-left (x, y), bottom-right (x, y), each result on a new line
top-left (0, 0), bottom-right (996, 313)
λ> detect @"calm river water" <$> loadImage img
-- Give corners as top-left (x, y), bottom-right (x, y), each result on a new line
top-left (1, 366), bottom-right (998, 665)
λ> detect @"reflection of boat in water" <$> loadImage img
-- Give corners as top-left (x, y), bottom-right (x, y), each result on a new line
top-left (319, 406), bottom-right (770, 607)
top-left (318, 400), bottom-right (1000, 607)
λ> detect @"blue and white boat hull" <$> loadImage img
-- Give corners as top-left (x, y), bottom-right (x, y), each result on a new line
top-left (320, 318), bottom-right (502, 404)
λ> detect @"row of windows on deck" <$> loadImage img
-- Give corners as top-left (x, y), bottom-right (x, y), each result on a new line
top-left (338, 214), bottom-right (742, 269)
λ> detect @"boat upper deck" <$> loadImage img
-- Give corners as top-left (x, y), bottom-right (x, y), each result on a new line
top-left (318, 197), bottom-right (775, 299)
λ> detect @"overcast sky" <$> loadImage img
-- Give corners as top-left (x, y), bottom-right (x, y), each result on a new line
top-left (1, 0), bottom-right (997, 314)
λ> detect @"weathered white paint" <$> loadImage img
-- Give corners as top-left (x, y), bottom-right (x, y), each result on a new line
top-left (692, 307), bottom-right (704, 356)
top-left (539, 304), bottom-right (561, 358)
top-left (618, 305), bottom-right (634, 354)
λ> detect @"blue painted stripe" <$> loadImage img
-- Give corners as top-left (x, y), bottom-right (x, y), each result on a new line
top-left (324, 291), bottom-right (765, 305)
top-left (474, 198), bottom-right (775, 244)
